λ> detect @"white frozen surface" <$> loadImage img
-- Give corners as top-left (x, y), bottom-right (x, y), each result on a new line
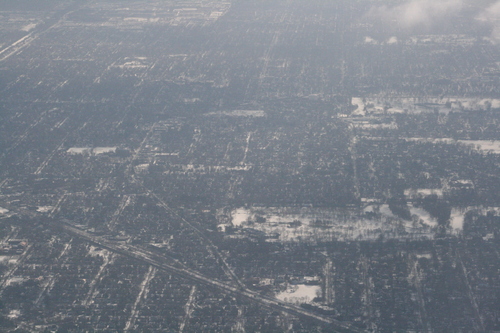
top-left (0, 256), bottom-right (15, 264)
top-left (87, 245), bottom-right (109, 258)
top-left (67, 147), bottom-right (91, 155)
top-left (205, 110), bottom-right (265, 117)
top-left (231, 208), bottom-right (250, 227)
top-left (450, 208), bottom-right (465, 232)
top-left (8, 310), bottom-right (21, 319)
top-left (67, 147), bottom-right (117, 155)
top-left (406, 138), bottom-right (500, 154)
top-left (225, 203), bottom-right (475, 242)
top-left (0, 207), bottom-right (9, 214)
top-left (276, 284), bottom-right (321, 305)
top-left (416, 253), bottom-right (432, 259)
top-left (350, 97), bottom-right (500, 117)
top-left (37, 206), bottom-right (53, 213)
top-left (226, 205), bottom-right (436, 243)
top-left (21, 23), bottom-right (36, 32)
top-left (5, 277), bottom-right (28, 286)
top-left (459, 140), bottom-right (500, 154)
top-left (93, 147), bottom-right (117, 155)
top-left (405, 189), bottom-right (443, 197)
top-left (351, 97), bottom-right (366, 116)
top-left (409, 206), bottom-right (438, 227)
top-left (379, 204), bottom-right (396, 218)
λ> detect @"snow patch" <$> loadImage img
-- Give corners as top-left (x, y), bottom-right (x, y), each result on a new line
top-left (21, 23), bottom-right (36, 32)
top-left (276, 284), bottom-right (321, 305)
top-left (231, 208), bottom-right (250, 227)
top-left (5, 277), bottom-right (28, 286)
top-left (93, 147), bottom-right (117, 155)
top-left (416, 253), bottom-right (432, 259)
top-left (351, 97), bottom-right (366, 116)
top-left (67, 147), bottom-right (117, 155)
top-left (406, 138), bottom-right (500, 154)
top-left (409, 206), bottom-right (438, 227)
top-left (223, 205), bottom-right (436, 243)
top-left (450, 208), bottom-right (465, 232)
top-left (404, 188), bottom-right (443, 197)
top-left (67, 147), bottom-right (91, 155)
top-left (205, 110), bottom-right (265, 117)
top-left (7, 310), bottom-right (21, 319)
top-left (87, 245), bottom-right (109, 258)
top-left (37, 206), bottom-right (53, 213)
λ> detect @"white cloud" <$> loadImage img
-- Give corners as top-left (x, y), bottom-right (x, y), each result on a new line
top-left (367, 0), bottom-right (464, 30)
top-left (387, 36), bottom-right (399, 44)
top-left (477, 1), bottom-right (500, 43)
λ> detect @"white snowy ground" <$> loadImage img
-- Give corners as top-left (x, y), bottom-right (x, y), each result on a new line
top-left (220, 204), bottom-right (468, 243)
top-left (276, 284), bottom-right (321, 305)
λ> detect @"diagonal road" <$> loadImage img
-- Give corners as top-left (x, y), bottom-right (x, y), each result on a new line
top-left (58, 222), bottom-right (366, 333)
top-left (0, 1), bottom-right (89, 62)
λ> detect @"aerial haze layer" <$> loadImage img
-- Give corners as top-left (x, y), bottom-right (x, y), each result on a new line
top-left (1, 0), bottom-right (500, 332)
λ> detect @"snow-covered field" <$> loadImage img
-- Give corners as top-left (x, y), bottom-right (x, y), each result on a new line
top-left (222, 204), bottom-right (471, 242)
top-left (0, 255), bottom-right (19, 264)
top-left (450, 208), bottom-right (465, 232)
top-left (222, 205), bottom-right (440, 243)
top-left (4, 276), bottom-right (28, 286)
top-left (351, 97), bottom-right (500, 116)
top-left (93, 147), bottom-right (117, 155)
top-left (406, 138), bottom-right (500, 154)
top-left (7, 309), bottom-right (21, 319)
top-left (205, 110), bottom-right (266, 117)
top-left (408, 206), bottom-right (438, 227)
top-left (87, 245), bottom-right (110, 258)
top-left (67, 147), bottom-right (117, 155)
top-left (36, 206), bottom-right (53, 213)
top-left (21, 23), bottom-right (36, 32)
top-left (67, 147), bottom-right (91, 155)
top-left (231, 208), bottom-right (250, 227)
top-left (276, 284), bottom-right (321, 305)
top-left (405, 188), bottom-right (443, 197)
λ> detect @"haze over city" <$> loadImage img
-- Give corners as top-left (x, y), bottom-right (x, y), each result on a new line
top-left (1, 0), bottom-right (500, 332)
